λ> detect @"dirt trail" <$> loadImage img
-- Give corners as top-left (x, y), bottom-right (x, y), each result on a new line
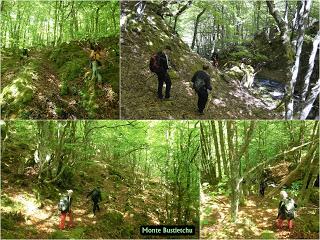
top-left (201, 190), bottom-right (318, 239)
top-left (25, 51), bottom-right (86, 119)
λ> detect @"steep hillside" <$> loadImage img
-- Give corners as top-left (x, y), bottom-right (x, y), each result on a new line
top-left (1, 37), bottom-right (119, 119)
top-left (120, 1), bottom-right (281, 119)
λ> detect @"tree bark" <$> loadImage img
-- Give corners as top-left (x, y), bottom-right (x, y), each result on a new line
top-left (218, 121), bottom-right (229, 177)
top-left (266, 136), bottom-right (319, 197)
top-left (211, 121), bottom-right (222, 178)
top-left (286, 0), bottom-right (312, 119)
top-left (299, 30), bottom-right (320, 119)
top-left (191, 8), bottom-right (206, 50)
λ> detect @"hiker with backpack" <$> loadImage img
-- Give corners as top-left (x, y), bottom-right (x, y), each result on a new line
top-left (89, 43), bottom-right (106, 82)
top-left (149, 46), bottom-right (172, 100)
top-left (87, 187), bottom-right (102, 215)
top-left (191, 65), bottom-right (212, 115)
top-left (276, 190), bottom-right (298, 230)
top-left (58, 189), bottom-right (73, 230)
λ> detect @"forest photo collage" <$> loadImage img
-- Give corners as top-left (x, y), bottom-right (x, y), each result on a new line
top-left (0, 0), bottom-right (319, 239)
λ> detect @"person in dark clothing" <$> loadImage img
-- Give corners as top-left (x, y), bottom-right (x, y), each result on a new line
top-left (87, 187), bottom-right (102, 215)
top-left (154, 46), bottom-right (172, 99)
top-left (259, 179), bottom-right (267, 196)
top-left (276, 191), bottom-right (297, 230)
top-left (211, 52), bottom-right (219, 67)
top-left (191, 65), bottom-right (212, 115)
top-left (20, 48), bottom-right (29, 61)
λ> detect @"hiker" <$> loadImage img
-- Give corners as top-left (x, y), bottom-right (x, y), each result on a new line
top-left (20, 48), bottom-right (29, 60)
top-left (87, 187), bottom-right (102, 215)
top-left (259, 178), bottom-right (267, 197)
top-left (211, 52), bottom-right (219, 67)
top-left (89, 43), bottom-right (104, 82)
top-left (58, 189), bottom-right (73, 230)
top-left (276, 190), bottom-right (298, 230)
top-left (149, 46), bottom-right (172, 100)
top-left (191, 65), bottom-right (212, 115)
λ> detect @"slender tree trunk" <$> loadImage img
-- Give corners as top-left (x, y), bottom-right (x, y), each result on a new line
top-left (287, 0), bottom-right (312, 119)
top-left (211, 121), bottom-right (222, 178)
top-left (191, 8), bottom-right (206, 50)
top-left (299, 31), bottom-right (320, 119)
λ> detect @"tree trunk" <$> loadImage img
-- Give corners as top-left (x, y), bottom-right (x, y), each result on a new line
top-left (299, 30), bottom-right (320, 119)
top-left (191, 8), bottom-right (206, 50)
top-left (266, 137), bottom-right (319, 197)
top-left (211, 121), bottom-right (222, 178)
top-left (286, 0), bottom-right (312, 119)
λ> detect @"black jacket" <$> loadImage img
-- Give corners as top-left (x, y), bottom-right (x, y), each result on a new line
top-left (87, 189), bottom-right (102, 203)
top-left (192, 70), bottom-right (212, 91)
top-left (157, 51), bottom-right (169, 73)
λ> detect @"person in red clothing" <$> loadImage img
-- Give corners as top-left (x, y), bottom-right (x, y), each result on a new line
top-left (58, 189), bottom-right (73, 230)
top-left (276, 190), bottom-right (297, 230)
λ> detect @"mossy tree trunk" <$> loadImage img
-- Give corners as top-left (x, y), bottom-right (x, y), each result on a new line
top-left (299, 31), bottom-right (320, 119)
top-left (228, 121), bottom-right (255, 222)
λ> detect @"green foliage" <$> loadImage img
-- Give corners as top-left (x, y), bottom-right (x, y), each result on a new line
top-left (260, 230), bottom-right (276, 239)
top-left (1, 212), bottom-right (25, 230)
top-left (0, 74), bottom-right (35, 116)
top-left (59, 59), bottom-right (86, 83)
top-left (50, 230), bottom-right (69, 239)
top-left (289, 180), bottom-right (303, 197)
top-left (1, 1), bottom-right (120, 48)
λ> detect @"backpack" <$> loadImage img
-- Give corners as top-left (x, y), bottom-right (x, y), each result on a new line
top-left (193, 76), bottom-right (206, 92)
top-left (58, 196), bottom-right (69, 212)
top-left (280, 198), bottom-right (296, 218)
top-left (149, 54), bottom-right (160, 73)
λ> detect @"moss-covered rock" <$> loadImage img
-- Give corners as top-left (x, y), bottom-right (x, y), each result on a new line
top-left (0, 74), bottom-right (35, 117)
top-left (224, 63), bottom-right (255, 88)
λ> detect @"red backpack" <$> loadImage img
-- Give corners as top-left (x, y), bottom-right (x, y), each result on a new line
top-left (149, 54), bottom-right (160, 73)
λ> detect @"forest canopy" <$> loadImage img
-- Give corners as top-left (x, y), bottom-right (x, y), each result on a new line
top-left (0, 0), bottom-right (120, 48)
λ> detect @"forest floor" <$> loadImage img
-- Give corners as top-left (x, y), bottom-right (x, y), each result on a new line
top-left (121, 52), bottom-right (280, 120)
top-left (1, 158), bottom-right (167, 239)
top-left (1, 38), bottom-right (119, 119)
top-left (201, 188), bottom-right (319, 239)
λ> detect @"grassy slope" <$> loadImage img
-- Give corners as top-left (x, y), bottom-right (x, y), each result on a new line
top-left (1, 37), bottom-right (119, 119)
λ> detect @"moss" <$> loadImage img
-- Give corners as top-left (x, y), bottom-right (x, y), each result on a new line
top-left (260, 230), bottom-right (276, 239)
top-left (50, 43), bottom-right (87, 68)
top-left (1, 212), bottom-right (25, 230)
top-left (59, 59), bottom-right (86, 83)
top-left (0, 74), bottom-right (35, 116)
top-left (50, 230), bottom-right (69, 239)
top-left (103, 210), bottom-right (124, 225)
